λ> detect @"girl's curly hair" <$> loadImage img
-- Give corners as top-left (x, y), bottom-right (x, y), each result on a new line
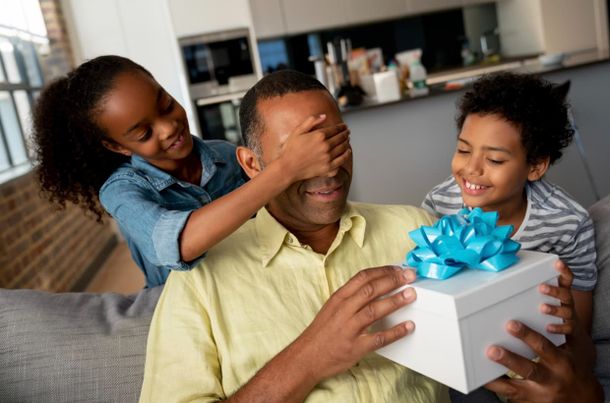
top-left (456, 72), bottom-right (574, 165)
top-left (33, 55), bottom-right (151, 221)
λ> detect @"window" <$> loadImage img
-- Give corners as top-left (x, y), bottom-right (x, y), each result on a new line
top-left (0, 0), bottom-right (48, 175)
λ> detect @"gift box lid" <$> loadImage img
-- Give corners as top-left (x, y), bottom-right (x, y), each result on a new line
top-left (403, 250), bottom-right (558, 319)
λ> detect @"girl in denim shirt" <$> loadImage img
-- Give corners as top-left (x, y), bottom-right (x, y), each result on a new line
top-left (32, 55), bottom-right (350, 287)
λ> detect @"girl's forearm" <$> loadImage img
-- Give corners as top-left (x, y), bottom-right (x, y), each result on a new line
top-left (178, 160), bottom-right (292, 261)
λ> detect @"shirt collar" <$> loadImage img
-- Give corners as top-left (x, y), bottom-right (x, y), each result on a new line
top-left (130, 136), bottom-right (227, 191)
top-left (256, 202), bottom-right (366, 267)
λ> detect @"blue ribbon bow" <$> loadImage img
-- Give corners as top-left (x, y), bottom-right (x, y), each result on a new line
top-left (406, 208), bottom-right (521, 280)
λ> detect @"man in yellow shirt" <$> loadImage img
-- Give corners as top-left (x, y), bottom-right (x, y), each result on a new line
top-left (139, 70), bottom-right (594, 403)
top-left (140, 70), bottom-right (448, 402)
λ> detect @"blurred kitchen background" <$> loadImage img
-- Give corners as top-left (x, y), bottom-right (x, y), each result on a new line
top-left (1, 0), bottom-right (609, 292)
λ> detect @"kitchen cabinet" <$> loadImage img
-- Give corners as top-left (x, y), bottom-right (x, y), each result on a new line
top-left (407, 0), bottom-right (462, 15)
top-left (250, 0), bottom-right (287, 39)
top-left (461, 0), bottom-right (497, 6)
top-left (346, 0), bottom-right (407, 25)
top-left (281, 0), bottom-right (350, 34)
top-left (497, 0), bottom-right (606, 57)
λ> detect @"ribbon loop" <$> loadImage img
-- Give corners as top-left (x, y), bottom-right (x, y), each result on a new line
top-left (406, 208), bottom-right (521, 280)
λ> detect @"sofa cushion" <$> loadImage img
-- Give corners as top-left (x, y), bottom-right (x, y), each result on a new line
top-left (590, 195), bottom-right (610, 396)
top-left (0, 286), bottom-right (162, 403)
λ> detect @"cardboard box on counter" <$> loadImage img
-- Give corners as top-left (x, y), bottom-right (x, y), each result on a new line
top-left (374, 250), bottom-right (565, 394)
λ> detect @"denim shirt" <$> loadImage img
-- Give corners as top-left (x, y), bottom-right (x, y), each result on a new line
top-left (99, 136), bottom-right (246, 288)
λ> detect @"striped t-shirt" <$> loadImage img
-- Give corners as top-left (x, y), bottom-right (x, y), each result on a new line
top-left (422, 176), bottom-right (598, 291)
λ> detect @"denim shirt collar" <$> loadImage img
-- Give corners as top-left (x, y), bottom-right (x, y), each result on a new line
top-left (130, 136), bottom-right (227, 191)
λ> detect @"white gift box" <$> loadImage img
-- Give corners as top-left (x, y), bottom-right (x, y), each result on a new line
top-left (374, 250), bottom-right (565, 394)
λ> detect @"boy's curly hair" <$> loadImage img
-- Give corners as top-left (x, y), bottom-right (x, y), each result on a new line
top-left (32, 55), bottom-right (151, 221)
top-left (456, 72), bottom-right (574, 165)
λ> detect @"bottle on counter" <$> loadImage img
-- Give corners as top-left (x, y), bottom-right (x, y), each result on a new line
top-left (409, 58), bottom-right (429, 97)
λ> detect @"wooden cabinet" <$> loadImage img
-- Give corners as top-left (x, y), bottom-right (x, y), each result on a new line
top-left (249, 0), bottom-right (287, 39)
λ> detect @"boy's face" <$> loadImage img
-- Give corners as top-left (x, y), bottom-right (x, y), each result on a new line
top-left (451, 113), bottom-right (545, 217)
top-left (97, 70), bottom-right (194, 170)
top-left (255, 90), bottom-right (352, 230)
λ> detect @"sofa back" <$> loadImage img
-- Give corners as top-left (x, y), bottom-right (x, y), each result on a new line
top-left (0, 286), bottom-right (162, 402)
top-left (590, 195), bottom-right (610, 398)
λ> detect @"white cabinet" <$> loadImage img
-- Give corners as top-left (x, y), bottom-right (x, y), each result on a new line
top-left (346, 0), bottom-right (407, 25)
top-left (281, 0), bottom-right (350, 34)
top-left (497, 0), bottom-right (605, 57)
top-left (407, 0), bottom-right (462, 15)
top-left (250, 0), bottom-right (286, 39)
top-left (168, 0), bottom-right (254, 38)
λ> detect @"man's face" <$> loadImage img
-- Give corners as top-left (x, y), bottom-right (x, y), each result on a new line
top-left (257, 90), bottom-right (352, 231)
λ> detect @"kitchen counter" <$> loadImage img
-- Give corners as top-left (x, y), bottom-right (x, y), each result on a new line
top-left (342, 48), bottom-right (610, 114)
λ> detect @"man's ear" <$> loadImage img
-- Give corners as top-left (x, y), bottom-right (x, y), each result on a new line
top-left (236, 146), bottom-right (263, 179)
top-left (101, 139), bottom-right (132, 157)
top-left (527, 156), bottom-right (550, 181)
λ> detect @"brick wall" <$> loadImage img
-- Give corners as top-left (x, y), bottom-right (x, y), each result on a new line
top-left (38, 0), bottom-right (74, 82)
top-left (0, 1), bottom-right (118, 291)
top-left (0, 171), bottom-right (117, 291)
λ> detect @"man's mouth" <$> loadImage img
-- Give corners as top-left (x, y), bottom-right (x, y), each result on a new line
top-left (304, 184), bottom-right (344, 201)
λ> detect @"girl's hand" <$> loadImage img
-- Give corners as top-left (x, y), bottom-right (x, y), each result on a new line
top-left (539, 260), bottom-right (575, 335)
top-left (278, 114), bottom-right (351, 182)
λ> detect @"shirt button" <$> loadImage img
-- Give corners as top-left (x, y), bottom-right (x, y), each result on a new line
top-left (287, 237), bottom-right (293, 244)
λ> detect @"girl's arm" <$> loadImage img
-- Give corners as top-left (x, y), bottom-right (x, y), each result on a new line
top-left (179, 114), bottom-right (351, 262)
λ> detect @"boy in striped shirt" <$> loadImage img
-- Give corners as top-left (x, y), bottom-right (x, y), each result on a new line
top-left (423, 73), bottom-right (598, 400)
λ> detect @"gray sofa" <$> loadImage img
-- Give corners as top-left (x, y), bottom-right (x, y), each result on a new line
top-left (1, 196), bottom-right (609, 402)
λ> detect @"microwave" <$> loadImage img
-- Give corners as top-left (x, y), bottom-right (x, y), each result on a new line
top-left (179, 28), bottom-right (258, 99)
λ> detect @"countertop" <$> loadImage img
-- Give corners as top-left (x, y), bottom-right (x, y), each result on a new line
top-left (341, 48), bottom-right (610, 114)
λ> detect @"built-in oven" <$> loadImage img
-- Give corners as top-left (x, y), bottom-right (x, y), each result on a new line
top-left (195, 95), bottom-right (243, 145)
top-left (179, 28), bottom-right (258, 100)
top-left (179, 28), bottom-right (258, 143)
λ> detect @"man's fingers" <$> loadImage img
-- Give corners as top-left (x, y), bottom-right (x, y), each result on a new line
top-left (360, 320), bottom-right (415, 352)
top-left (333, 266), bottom-right (414, 302)
top-left (486, 344), bottom-right (548, 385)
top-left (352, 286), bottom-right (417, 331)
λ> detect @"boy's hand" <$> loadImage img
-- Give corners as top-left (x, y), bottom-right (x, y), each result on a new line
top-left (538, 260), bottom-right (575, 335)
top-left (279, 114), bottom-right (351, 182)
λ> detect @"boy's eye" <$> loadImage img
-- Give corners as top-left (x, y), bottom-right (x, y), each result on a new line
top-left (487, 158), bottom-right (505, 165)
top-left (456, 149), bottom-right (470, 154)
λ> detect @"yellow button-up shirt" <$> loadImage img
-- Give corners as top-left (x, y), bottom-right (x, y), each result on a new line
top-left (140, 202), bottom-right (448, 402)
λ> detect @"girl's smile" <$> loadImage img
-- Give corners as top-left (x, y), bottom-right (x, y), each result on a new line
top-left (97, 70), bottom-right (198, 177)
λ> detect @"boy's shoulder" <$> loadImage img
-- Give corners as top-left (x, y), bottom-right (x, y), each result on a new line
top-left (528, 179), bottom-right (589, 220)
